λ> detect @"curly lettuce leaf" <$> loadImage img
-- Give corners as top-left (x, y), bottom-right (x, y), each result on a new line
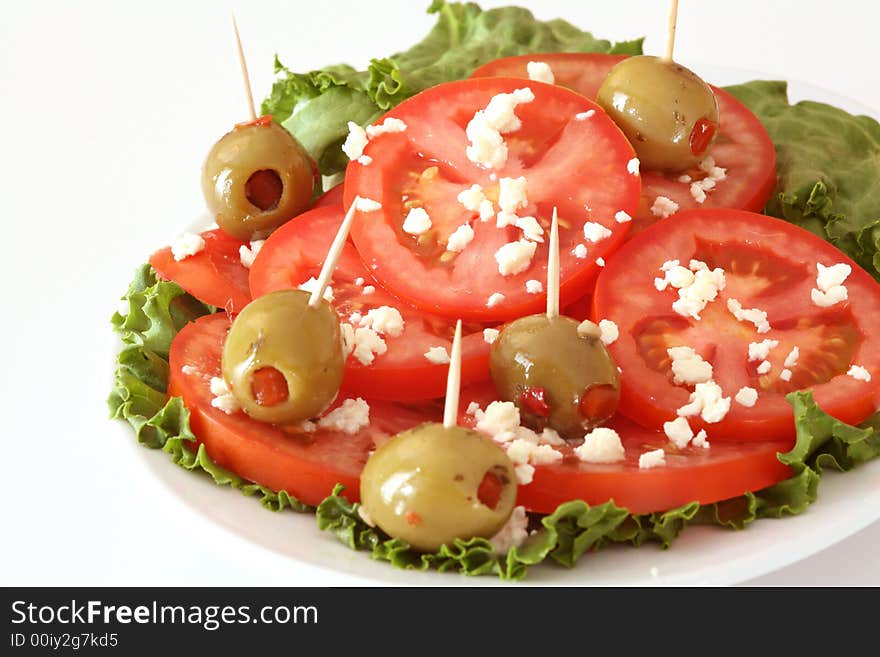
top-left (724, 80), bottom-right (880, 282)
top-left (262, 1), bottom-right (643, 175)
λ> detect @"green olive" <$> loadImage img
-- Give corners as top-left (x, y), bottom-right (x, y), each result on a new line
top-left (596, 55), bottom-right (719, 172)
top-left (490, 315), bottom-right (620, 439)
top-left (359, 423), bottom-right (517, 552)
top-left (221, 289), bottom-right (343, 424)
top-left (202, 119), bottom-right (315, 241)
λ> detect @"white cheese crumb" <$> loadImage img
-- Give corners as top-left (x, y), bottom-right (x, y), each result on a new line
top-left (476, 401), bottom-right (521, 442)
top-left (780, 368), bottom-right (793, 382)
top-left (677, 381), bottom-right (731, 424)
top-left (598, 319), bottom-right (619, 346)
top-left (297, 276), bottom-right (334, 302)
top-left (457, 184), bottom-right (486, 211)
top-left (573, 243), bottom-right (588, 259)
top-left (690, 182), bottom-right (707, 204)
top-left (359, 306), bottom-right (405, 337)
top-left (514, 463), bottom-right (535, 485)
top-left (614, 210), bottom-right (633, 224)
top-left (495, 239), bottom-right (537, 276)
top-left (667, 346), bottom-right (713, 385)
top-left (318, 398), bottom-right (370, 434)
top-left (847, 365), bottom-right (872, 382)
top-left (756, 360), bottom-right (772, 375)
top-left (489, 506), bottom-right (529, 555)
top-left (664, 416), bottom-right (694, 448)
top-left (661, 260), bottom-right (680, 272)
top-left (639, 449), bottom-right (666, 469)
top-left (525, 279), bottom-right (543, 294)
top-left (487, 292), bottom-right (506, 308)
top-left (575, 427), bottom-right (625, 463)
top-left (650, 196), bottom-right (679, 219)
top-left (515, 216), bottom-right (544, 242)
top-left (209, 377), bottom-right (240, 414)
top-left (498, 176), bottom-right (529, 214)
top-left (495, 211), bottom-right (518, 228)
top-left (352, 327), bottom-right (387, 365)
top-left (526, 60), bottom-right (555, 84)
top-left (238, 239), bottom-right (265, 268)
top-left (692, 429), bottom-right (710, 449)
top-left (171, 232), bottom-right (206, 261)
top-left (342, 121), bottom-right (368, 160)
top-left (748, 339), bottom-right (779, 362)
top-left (181, 364), bottom-right (198, 376)
top-left (575, 109), bottom-right (596, 121)
top-left (727, 298), bottom-right (771, 334)
top-left (424, 346), bottom-right (451, 364)
top-left (626, 158), bottom-right (640, 175)
top-left (466, 401), bottom-right (481, 416)
top-left (735, 386), bottom-right (758, 407)
top-left (446, 223), bottom-right (475, 252)
top-left (465, 88), bottom-right (534, 168)
top-left (583, 222), bottom-right (612, 243)
top-left (678, 174), bottom-right (692, 183)
top-left (577, 320), bottom-right (601, 339)
top-left (816, 262), bottom-right (852, 291)
top-left (402, 207), bottom-right (432, 235)
top-left (784, 346), bottom-right (800, 368)
top-left (595, 257), bottom-right (605, 267)
top-left (354, 277), bottom-right (365, 287)
top-left (671, 265), bottom-right (726, 320)
top-left (479, 199), bottom-right (496, 222)
top-left (506, 439), bottom-right (563, 466)
top-left (365, 117), bottom-right (407, 138)
top-left (362, 285), bottom-right (376, 295)
top-left (356, 155), bottom-right (372, 166)
top-left (355, 197), bottom-right (382, 212)
top-left (483, 328), bottom-right (500, 344)
top-left (811, 286), bottom-right (848, 307)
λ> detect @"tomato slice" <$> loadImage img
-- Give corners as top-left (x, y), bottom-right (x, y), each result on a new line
top-left (343, 77), bottom-right (640, 321)
top-left (168, 313), bottom-right (441, 506)
top-left (249, 206), bottom-right (492, 401)
top-left (471, 53), bottom-right (777, 234)
top-left (458, 384), bottom-right (792, 514)
top-left (593, 208), bottom-right (880, 441)
top-left (150, 229), bottom-right (251, 314)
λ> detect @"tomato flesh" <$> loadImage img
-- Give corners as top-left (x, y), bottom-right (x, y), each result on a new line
top-left (168, 313), bottom-right (441, 506)
top-left (343, 77), bottom-right (640, 321)
top-left (248, 205), bottom-right (492, 401)
top-left (149, 228), bottom-right (251, 314)
top-left (593, 208), bottom-right (880, 441)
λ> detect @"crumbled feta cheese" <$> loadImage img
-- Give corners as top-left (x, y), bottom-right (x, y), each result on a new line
top-left (356, 155), bottom-right (372, 166)
top-left (457, 184), bottom-right (486, 211)
top-left (692, 429), bottom-right (710, 449)
top-left (481, 328), bottom-right (500, 346)
top-left (614, 210), bottom-right (632, 223)
top-left (575, 427), bottom-right (625, 463)
top-left (848, 365), bottom-right (872, 382)
top-left (657, 264), bottom-right (695, 290)
top-left (349, 312), bottom-right (362, 324)
top-left (466, 401), bottom-right (481, 416)
top-left (689, 260), bottom-right (709, 272)
top-left (498, 176), bottom-right (529, 214)
top-left (525, 279), bottom-right (543, 294)
top-left (495, 239), bottom-right (537, 276)
top-left (598, 319), bottom-right (619, 346)
top-left (698, 156), bottom-right (716, 173)
top-left (780, 368), bottom-right (793, 382)
top-left (651, 195), bottom-right (679, 218)
top-left (355, 197), bottom-right (382, 212)
top-left (487, 292), bottom-right (505, 308)
top-left (352, 327), bottom-right (387, 365)
top-left (209, 377), bottom-right (240, 414)
top-left (575, 109), bottom-right (596, 120)
top-left (490, 506), bottom-right (529, 555)
top-left (727, 298), bottom-right (771, 333)
top-left (663, 416), bottom-right (694, 448)
top-left (783, 346), bottom-right (800, 368)
top-left (515, 216), bottom-right (544, 242)
top-left (354, 277), bottom-right (365, 287)
top-left (527, 60), bottom-right (555, 84)
top-left (670, 266), bottom-right (727, 320)
top-left (577, 320), bottom-right (601, 339)
top-left (678, 174), bottom-right (692, 183)
top-left (506, 439), bottom-right (563, 466)
top-left (748, 339), bottom-right (779, 362)
top-left (661, 259), bottom-right (681, 272)
top-left (667, 346), bottom-right (713, 385)
top-left (735, 386), bottom-right (758, 407)
top-left (424, 346), bottom-right (451, 364)
top-left (495, 211), bottom-right (518, 228)
top-left (484, 87), bottom-right (535, 133)
top-left (677, 381), bottom-right (731, 423)
top-left (318, 398), bottom-right (370, 434)
top-left (402, 207), bottom-right (432, 235)
top-left (573, 244), bottom-right (588, 259)
top-left (465, 88), bottom-right (534, 168)
top-left (446, 223), bottom-right (475, 252)
top-left (297, 276), bottom-right (334, 302)
top-left (359, 306), bottom-right (405, 337)
top-left (476, 401), bottom-right (521, 442)
top-left (583, 222), bottom-right (612, 243)
top-left (181, 364), bottom-right (198, 376)
top-left (238, 239), bottom-right (265, 268)
top-left (811, 286), bottom-right (848, 307)
top-left (365, 117), bottom-right (407, 138)
top-left (479, 199), bottom-right (496, 221)
top-left (342, 121), bottom-right (368, 160)
top-left (690, 182), bottom-right (707, 204)
top-left (639, 449), bottom-right (666, 469)
top-left (171, 232), bottom-right (205, 261)
top-left (514, 463), bottom-right (535, 485)
top-left (756, 360), bottom-right (772, 375)
top-left (626, 158), bottom-right (640, 175)
top-left (595, 257), bottom-right (605, 267)
top-left (362, 285), bottom-right (375, 295)
top-left (816, 263), bottom-right (852, 291)
top-left (654, 277), bottom-right (669, 291)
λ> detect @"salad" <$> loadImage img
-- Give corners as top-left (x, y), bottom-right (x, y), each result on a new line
top-left (110, 1), bottom-right (880, 581)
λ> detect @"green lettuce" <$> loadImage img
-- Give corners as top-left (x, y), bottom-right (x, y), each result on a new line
top-left (316, 393), bottom-right (879, 580)
top-left (262, 0), bottom-right (643, 175)
top-left (724, 80), bottom-right (880, 282)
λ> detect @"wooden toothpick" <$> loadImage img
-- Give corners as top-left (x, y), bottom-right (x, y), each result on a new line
top-left (663, 0), bottom-right (680, 62)
top-left (232, 13), bottom-right (257, 122)
top-left (546, 207), bottom-right (560, 320)
top-left (309, 198), bottom-right (360, 307)
top-left (442, 320), bottom-right (463, 429)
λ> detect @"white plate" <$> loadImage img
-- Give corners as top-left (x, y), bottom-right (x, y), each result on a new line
top-left (123, 66), bottom-right (880, 586)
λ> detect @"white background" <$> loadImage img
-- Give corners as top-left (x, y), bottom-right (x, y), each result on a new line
top-left (1, 0), bottom-right (879, 586)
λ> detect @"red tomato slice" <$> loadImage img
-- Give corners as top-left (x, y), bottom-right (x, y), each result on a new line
top-left (343, 77), bottom-right (640, 321)
top-left (150, 229), bottom-right (251, 314)
top-left (168, 313), bottom-right (441, 507)
top-left (471, 53), bottom-right (777, 234)
top-left (313, 183), bottom-right (344, 209)
top-left (249, 206), bottom-right (493, 401)
top-left (458, 384), bottom-right (792, 514)
top-left (593, 208), bottom-right (880, 441)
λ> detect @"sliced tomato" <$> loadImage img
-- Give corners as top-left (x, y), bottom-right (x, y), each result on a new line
top-left (593, 208), bottom-right (880, 441)
top-left (168, 313), bottom-right (441, 506)
top-left (471, 53), bottom-right (777, 234)
top-left (249, 206), bottom-right (493, 401)
top-left (150, 229), bottom-right (251, 314)
top-left (458, 384), bottom-right (792, 514)
top-left (313, 182), bottom-right (344, 209)
top-left (343, 77), bottom-right (640, 321)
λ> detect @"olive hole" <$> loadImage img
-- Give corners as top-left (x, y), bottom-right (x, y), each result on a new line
top-left (477, 469), bottom-right (505, 510)
top-left (245, 169), bottom-right (284, 211)
top-left (251, 367), bottom-right (290, 407)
